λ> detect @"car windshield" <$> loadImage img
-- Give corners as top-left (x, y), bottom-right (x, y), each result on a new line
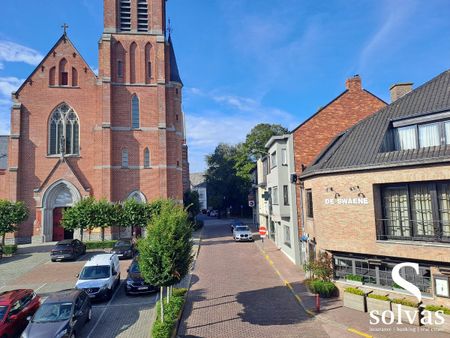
top-left (0, 306), bottom-right (7, 321)
top-left (235, 226), bottom-right (249, 232)
top-left (80, 265), bottom-right (110, 279)
top-left (129, 262), bottom-right (140, 273)
top-left (32, 302), bottom-right (72, 323)
top-left (115, 241), bottom-right (131, 247)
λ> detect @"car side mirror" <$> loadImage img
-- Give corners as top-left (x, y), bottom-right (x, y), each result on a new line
top-left (8, 314), bottom-right (17, 322)
top-left (75, 273), bottom-right (79, 278)
top-left (112, 270), bottom-right (118, 276)
top-left (27, 316), bottom-right (32, 321)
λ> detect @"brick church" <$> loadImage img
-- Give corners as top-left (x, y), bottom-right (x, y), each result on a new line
top-left (0, 0), bottom-right (190, 243)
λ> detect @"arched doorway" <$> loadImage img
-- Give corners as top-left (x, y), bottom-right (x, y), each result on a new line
top-left (42, 180), bottom-right (81, 242)
top-left (120, 191), bottom-right (147, 238)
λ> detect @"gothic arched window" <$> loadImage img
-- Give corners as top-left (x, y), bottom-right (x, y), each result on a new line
top-left (144, 147), bottom-right (150, 168)
top-left (145, 42), bottom-right (152, 83)
top-left (131, 95), bottom-right (140, 129)
top-left (49, 104), bottom-right (80, 155)
top-left (59, 58), bottom-right (68, 86)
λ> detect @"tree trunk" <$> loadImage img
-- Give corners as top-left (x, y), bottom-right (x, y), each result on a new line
top-left (166, 286), bottom-right (170, 304)
top-left (101, 228), bottom-right (105, 241)
top-left (1, 233), bottom-right (5, 246)
top-left (160, 286), bottom-right (164, 322)
top-left (80, 228), bottom-right (84, 242)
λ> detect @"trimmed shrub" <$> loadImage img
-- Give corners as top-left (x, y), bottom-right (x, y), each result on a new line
top-left (344, 287), bottom-right (365, 296)
top-left (391, 298), bottom-right (419, 308)
top-left (345, 274), bottom-right (364, 282)
top-left (2, 244), bottom-right (17, 255)
top-left (151, 288), bottom-right (187, 338)
top-left (310, 280), bottom-right (336, 298)
top-left (84, 240), bottom-right (117, 250)
top-left (368, 294), bottom-right (390, 301)
top-left (425, 305), bottom-right (450, 315)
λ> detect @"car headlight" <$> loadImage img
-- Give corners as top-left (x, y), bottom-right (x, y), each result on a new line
top-left (55, 329), bottom-right (68, 338)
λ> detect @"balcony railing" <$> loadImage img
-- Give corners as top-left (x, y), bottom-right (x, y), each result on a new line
top-left (377, 218), bottom-right (450, 243)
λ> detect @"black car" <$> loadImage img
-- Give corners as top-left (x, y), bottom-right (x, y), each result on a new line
top-left (50, 239), bottom-right (86, 262)
top-left (125, 258), bottom-right (158, 295)
top-left (21, 289), bottom-right (91, 338)
top-left (111, 239), bottom-right (136, 259)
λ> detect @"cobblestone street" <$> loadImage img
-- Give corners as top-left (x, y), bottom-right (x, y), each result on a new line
top-left (178, 219), bottom-right (329, 338)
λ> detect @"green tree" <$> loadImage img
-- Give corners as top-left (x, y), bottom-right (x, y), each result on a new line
top-left (138, 200), bottom-right (193, 322)
top-left (205, 143), bottom-right (250, 215)
top-left (0, 200), bottom-right (28, 245)
top-left (93, 199), bottom-right (117, 241)
top-left (234, 123), bottom-right (288, 180)
top-left (61, 197), bottom-right (96, 241)
top-left (120, 198), bottom-right (153, 237)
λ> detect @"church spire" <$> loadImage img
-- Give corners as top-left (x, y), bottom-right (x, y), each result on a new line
top-left (168, 33), bottom-right (182, 85)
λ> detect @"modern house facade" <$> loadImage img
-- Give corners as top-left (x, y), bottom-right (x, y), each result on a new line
top-left (292, 75), bottom-right (387, 264)
top-left (264, 135), bottom-right (301, 265)
top-left (301, 71), bottom-right (450, 305)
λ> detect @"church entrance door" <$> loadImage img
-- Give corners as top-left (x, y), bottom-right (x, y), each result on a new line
top-left (52, 207), bottom-right (73, 241)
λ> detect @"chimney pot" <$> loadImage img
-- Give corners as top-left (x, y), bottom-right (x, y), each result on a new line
top-left (346, 75), bottom-right (362, 92)
top-left (390, 83), bottom-right (413, 102)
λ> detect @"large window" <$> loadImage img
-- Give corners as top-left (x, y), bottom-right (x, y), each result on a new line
top-left (48, 104), bottom-right (79, 155)
top-left (270, 152), bottom-right (277, 168)
top-left (380, 181), bottom-right (450, 242)
top-left (394, 119), bottom-right (450, 151)
top-left (272, 186), bottom-right (279, 205)
top-left (334, 256), bottom-right (432, 294)
top-left (306, 189), bottom-right (314, 218)
top-left (281, 148), bottom-right (287, 165)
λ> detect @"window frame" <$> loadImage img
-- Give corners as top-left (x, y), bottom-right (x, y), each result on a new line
top-left (284, 224), bottom-right (291, 247)
top-left (283, 185), bottom-right (289, 206)
top-left (270, 151), bottom-right (277, 169)
top-left (131, 95), bottom-right (140, 129)
top-left (394, 118), bottom-right (450, 151)
top-left (272, 186), bottom-right (279, 205)
top-left (281, 148), bottom-right (288, 166)
top-left (306, 189), bottom-right (314, 218)
top-left (48, 104), bottom-right (80, 156)
top-left (122, 149), bottom-right (129, 168)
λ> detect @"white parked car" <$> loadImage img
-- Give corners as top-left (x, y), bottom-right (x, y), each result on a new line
top-left (75, 254), bottom-right (120, 300)
top-left (233, 225), bottom-right (253, 242)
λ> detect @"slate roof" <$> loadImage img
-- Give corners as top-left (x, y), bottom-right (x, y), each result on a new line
top-left (168, 35), bottom-right (182, 85)
top-left (0, 136), bottom-right (9, 169)
top-left (302, 69), bottom-right (450, 178)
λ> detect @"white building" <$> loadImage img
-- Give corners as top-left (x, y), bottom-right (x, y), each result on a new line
top-left (190, 173), bottom-right (207, 211)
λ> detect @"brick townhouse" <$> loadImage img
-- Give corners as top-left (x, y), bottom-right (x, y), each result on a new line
top-left (301, 71), bottom-right (450, 305)
top-left (0, 0), bottom-right (189, 244)
top-left (258, 76), bottom-right (386, 264)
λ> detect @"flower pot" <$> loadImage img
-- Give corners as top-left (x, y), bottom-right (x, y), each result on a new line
top-left (392, 303), bottom-right (421, 326)
top-left (367, 297), bottom-right (391, 316)
top-left (345, 279), bottom-right (363, 286)
top-left (344, 292), bottom-right (366, 312)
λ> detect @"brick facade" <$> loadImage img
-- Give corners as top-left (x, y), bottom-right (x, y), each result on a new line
top-left (2, 0), bottom-right (188, 243)
top-left (293, 76), bottom-right (386, 240)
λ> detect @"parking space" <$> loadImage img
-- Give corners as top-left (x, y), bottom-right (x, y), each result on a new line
top-left (0, 246), bottom-right (157, 337)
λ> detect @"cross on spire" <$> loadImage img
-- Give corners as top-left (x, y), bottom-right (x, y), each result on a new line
top-left (61, 23), bottom-right (69, 35)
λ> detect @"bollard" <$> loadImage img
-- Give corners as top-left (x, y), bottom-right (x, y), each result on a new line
top-left (316, 293), bottom-right (320, 313)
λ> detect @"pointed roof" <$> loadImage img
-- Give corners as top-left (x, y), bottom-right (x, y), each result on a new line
top-left (168, 34), bottom-right (183, 85)
top-left (15, 33), bottom-right (97, 96)
top-left (302, 69), bottom-right (450, 178)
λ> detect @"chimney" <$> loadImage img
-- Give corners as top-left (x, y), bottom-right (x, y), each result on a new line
top-left (345, 75), bottom-right (362, 92)
top-left (390, 83), bottom-right (413, 102)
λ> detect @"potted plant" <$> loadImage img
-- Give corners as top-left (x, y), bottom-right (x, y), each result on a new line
top-left (391, 298), bottom-right (421, 326)
top-left (309, 279), bottom-right (337, 298)
top-left (424, 305), bottom-right (450, 333)
top-left (344, 287), bottom-right (367, 312)
top-left (345, 274), bottom-right (364, 286)
top-left (367, 293), bottom-right (391, 315)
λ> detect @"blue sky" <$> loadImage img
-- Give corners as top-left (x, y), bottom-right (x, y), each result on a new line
top-left (1, 1), bottom-right (450, 172)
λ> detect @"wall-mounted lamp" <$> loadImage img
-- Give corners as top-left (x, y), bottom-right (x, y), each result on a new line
top-left (349, 185), bottom-right (360, 192)
top-left (334, 192), bottom-right (340, 199)
top-left (358, 192), bottom-right (366, 198)
top-left (326, 187), bottom-right (334, 192)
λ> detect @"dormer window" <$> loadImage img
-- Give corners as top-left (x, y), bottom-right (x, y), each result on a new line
top-left (394, 120), bottom-right (450, 151)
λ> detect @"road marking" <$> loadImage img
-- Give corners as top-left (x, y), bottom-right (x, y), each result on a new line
top-left (87, 280), bottom-right (123, 338)
top-left (35, 283), bottom-right (47, 292)
top-left (347, 328), bottom-right (373, 338)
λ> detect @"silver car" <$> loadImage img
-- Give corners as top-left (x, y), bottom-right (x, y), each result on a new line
top-left (233, 225), bottom-right (253, 242)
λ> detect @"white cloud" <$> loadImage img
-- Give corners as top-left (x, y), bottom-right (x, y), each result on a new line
top-left (0, 77), bottom-right (23, 97)
top-left (0, 40), bottom-right (43, 66)
top-left (0, 77), bottom-right (23, 135)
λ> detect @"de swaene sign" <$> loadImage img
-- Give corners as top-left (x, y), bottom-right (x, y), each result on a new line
top-left (325, 197), bottom-right (369, 205)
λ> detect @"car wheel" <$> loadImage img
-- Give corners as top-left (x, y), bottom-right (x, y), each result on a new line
top-left (106, 288), bottom-right (113, 301)
top-left (86, 308), bottom-right (92, 322)
top-left (51, 258), bottom-right (56, 262)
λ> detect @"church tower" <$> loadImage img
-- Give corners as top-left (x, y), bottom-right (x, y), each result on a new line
top-left (98, 0), bottom-right (186, 202)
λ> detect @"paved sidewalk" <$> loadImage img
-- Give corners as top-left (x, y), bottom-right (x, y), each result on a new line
top-left (249, 224), bottom-right (449, 338)
top-left (178, 218), bottom-right (330, 338)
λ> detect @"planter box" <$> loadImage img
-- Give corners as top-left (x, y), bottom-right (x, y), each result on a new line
top-left (345, 279), bottom-right (363, 286)
top-left (344, 292), bottom-right (366, 312)
top-left (392, 303), bottom-right (421, 326)
top-left (367, 297), bottom-right (391, 316)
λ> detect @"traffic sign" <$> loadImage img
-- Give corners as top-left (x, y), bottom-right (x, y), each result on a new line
top-left (248, 200), bottom-right (255, 208)
top-left (259, 226), bottom-right (267, 237)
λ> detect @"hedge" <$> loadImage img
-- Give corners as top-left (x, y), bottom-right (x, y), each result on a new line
top-left (425, 305), bottom-right (450, 315)
top-left (345, 274), bottom-right (364, 282)
top-left (344, 287), bottom-right (365, 296)
top-left (309, 280), bottom-right (337, 298)
top-left (391, 298), bottom-right (419, 308)
top-left (1, 245), bottom-right (18, 256)
top-left (84, 240), bottom-right (117, 250)
top-left (152, 288), bottom-right (188, 338)
top-left (368, 294), bottom-right (390, 301)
